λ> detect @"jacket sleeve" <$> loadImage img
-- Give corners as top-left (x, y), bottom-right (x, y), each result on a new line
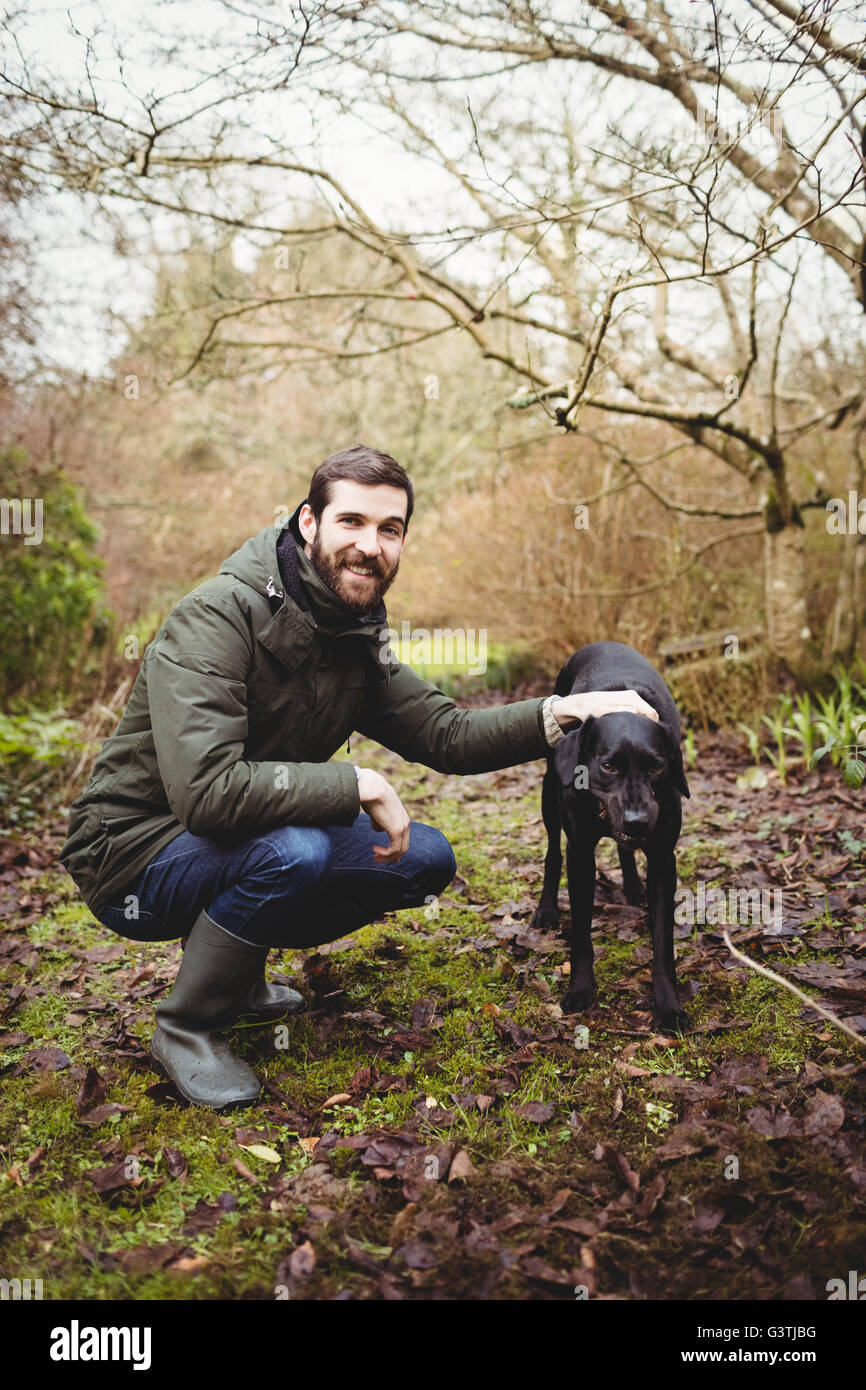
top-left (356, 657), bottom-right (550, 774)
top-left (147, 591), bottom-right (360, 837)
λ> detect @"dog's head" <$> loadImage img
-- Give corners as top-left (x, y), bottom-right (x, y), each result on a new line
top-left (554, 710), bottom-right (690, 846)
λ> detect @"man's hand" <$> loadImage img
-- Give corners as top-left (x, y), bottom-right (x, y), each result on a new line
top-left (356, 768), bottom-right (411, 862)
top-left (553, 688), bottom-right (659, 728)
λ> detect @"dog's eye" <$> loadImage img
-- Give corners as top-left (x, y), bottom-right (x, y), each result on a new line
top-left (600, 760), bottom-right (615, 773)
top-left (650, 762), bottom-right (665, 776)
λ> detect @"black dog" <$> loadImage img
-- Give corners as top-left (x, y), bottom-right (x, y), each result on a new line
top-left (532, 641), bottom-right (691, 1033)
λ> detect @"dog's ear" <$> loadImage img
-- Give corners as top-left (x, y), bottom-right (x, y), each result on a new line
top-left (553, 716), bottom-right (596, 788)
top-left (664, 728), bottom-right (690, 798)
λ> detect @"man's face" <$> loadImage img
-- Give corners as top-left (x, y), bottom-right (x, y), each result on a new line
top-left (298, 479), bottom-right (408, 616)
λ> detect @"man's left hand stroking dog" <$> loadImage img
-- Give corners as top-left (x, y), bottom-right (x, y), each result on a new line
top-left (60, 444), bottom-right (659, 1110)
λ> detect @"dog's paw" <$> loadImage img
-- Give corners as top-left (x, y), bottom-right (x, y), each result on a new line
top-left (530, 904), bottom-right (560, 933)
top-left (652, 1006), bottom-right (689, 1035)
top-left (562, 983), bottom-right (596, 1015)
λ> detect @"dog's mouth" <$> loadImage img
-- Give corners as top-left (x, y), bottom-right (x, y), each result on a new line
top-left (596, 804), bottom-right (651, 846)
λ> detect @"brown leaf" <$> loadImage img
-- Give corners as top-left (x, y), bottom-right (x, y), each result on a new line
top-left (551, 1217), bottom-right (599, 1237)
top-left (76, 1103), bottom-right (133, 1127)
top-left (694, 1204), bottom-right (725, 1234)
top-left (289, 1240), bottom-right (316, 1280)
top-left (162, 1147), bottom-right (187, 1178)
top-left (321, 1092), bottom-right (352, 1108)
top-left (747, 1107), bottom-right (798, 1139)
top-left (411, 997), bottom-right (437, 1029)
top-left (75, 1065), bottom-right (107, 1114)
top-left (603, 1144), bottom-right (640, 1192)
top-left (167, 1254), bottom-right (209, 1274)
top-left (25, 1047), bottom-right (70, 1072)
top-left (522, 1256), bottom-right (580, 1286)
top-left (513, 1101), bottom-right (554, 1123)
top-left (447, 1148), bottom-right (475, 1183)
top-left (636, 1173), bottom-right (665, 1220)
top-left (656, 1123), bottom-right (714, 1162)
top-left (86, 1161), bottom-right (138, 1195)
top-left (397, 1236), bottom-right (437, 1269)
top-left (389, 1203), bottom-right (418, 1247)
top-left (803, 1091), bottom-right (845, 1136)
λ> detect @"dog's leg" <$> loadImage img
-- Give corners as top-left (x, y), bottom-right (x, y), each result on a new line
top-left (531, 762), bottom-right (562, 933)
top-left (617, 846), bottom-right (644, 906)
top-left (561, 839), bottom-right (597, 1014)
top-left (646, 849), bottom-right (688, 1033)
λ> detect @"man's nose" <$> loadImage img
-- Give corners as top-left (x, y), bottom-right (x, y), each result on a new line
top-left (354, 527), bottom-right (383, 556)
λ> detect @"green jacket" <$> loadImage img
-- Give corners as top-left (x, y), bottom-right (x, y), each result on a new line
top-left (60, 504), bottom-right (550, 917)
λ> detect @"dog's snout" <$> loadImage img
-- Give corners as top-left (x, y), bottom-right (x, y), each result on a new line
top-left (623, 810), bottom-right (651, 837)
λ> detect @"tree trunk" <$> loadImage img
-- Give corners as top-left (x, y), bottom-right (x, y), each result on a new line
top-left (826, 447), bottom-right (865, 665)
top-left (764, 507), bottom-right (816, 682)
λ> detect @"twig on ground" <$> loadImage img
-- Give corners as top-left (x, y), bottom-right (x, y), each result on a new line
top-left (722, 929), bottom-right (865, 1049)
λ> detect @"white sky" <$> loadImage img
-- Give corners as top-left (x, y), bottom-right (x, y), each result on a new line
top-left (6, 0), bottom-right (866, 376)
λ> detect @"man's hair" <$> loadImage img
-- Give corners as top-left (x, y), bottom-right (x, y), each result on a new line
top-left (307, 445), bottom-right (414, 531)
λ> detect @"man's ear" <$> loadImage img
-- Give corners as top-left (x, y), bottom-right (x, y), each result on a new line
top-left (298, 501), bottom-right (317, 545)
top-left (553, 717), bottom-right (595, 788)
top-left (665, 729), bottom-right (690, 798)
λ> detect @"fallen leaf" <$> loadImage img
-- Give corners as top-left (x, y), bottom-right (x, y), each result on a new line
top-left (289, 1240), bottom-right (316, 1279)
top-left (803, 1091), bottom-right (845, 1136)
top-left (76, 1103), bottom-right (133, 1127)
top-left (603, 1144), bottom-right (640, 1192)
top-left (513, 1101), bottom-right (554, 1123)
top-left (239, 1143), bottom-right (282, 1164)
top-left (447, 1148), bottom-right (475, 1182)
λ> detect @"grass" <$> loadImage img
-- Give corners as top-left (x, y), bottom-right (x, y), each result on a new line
top-left (1, 745), bottom-right (864, 1301)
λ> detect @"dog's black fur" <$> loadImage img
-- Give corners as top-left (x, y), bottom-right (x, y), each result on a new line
top-left (532, 641), bottom-right (691, 1033)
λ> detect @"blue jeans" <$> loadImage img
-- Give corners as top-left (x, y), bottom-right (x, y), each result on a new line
top-left (96, 813), bottom-right (457, 948)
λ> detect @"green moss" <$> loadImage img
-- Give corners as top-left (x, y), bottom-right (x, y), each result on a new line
top-left (1, 744), bottom-right (863, 1300)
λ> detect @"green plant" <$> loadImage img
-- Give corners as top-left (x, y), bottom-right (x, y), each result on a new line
top-left (0, 709), bottom-right (86, 826)
top-left (645, 1100), bottom-right (675, 1135)
top-left (760, 702), bottom-right (791, 786)
top-left (740, 660), bottom-right (866, 789)
top-left (683, 725), bottom-right (697, 769)
top-left (0, 445), bottom-right (114, 705)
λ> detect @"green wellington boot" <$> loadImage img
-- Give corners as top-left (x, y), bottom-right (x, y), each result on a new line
top-left (152, 910), bottom-right (274, 1109)
top-left (178, 933), bottom-right (307, 1024)
top-left (236, 965), bottom-right (307, 1023)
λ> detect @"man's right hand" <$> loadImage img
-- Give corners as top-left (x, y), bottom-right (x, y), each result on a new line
top-left (356, 768), bottom-right (411, 862)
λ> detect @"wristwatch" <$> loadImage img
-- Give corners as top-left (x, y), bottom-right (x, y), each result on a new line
top-left (542, 695), bottom-right (567, 746)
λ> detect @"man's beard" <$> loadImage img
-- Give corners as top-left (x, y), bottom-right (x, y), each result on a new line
top-left (307, 534), bottom-right (399, 616)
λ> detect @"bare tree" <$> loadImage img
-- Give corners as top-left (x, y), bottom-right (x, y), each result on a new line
top-left (2, 0), bottom-right (864, 676)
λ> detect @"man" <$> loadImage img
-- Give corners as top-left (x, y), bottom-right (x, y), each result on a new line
top-left (60, 445), bottom-right (658, 1110)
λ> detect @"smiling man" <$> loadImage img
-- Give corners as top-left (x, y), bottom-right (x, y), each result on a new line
top-left (60, 444), bottom-right (658, 1110)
